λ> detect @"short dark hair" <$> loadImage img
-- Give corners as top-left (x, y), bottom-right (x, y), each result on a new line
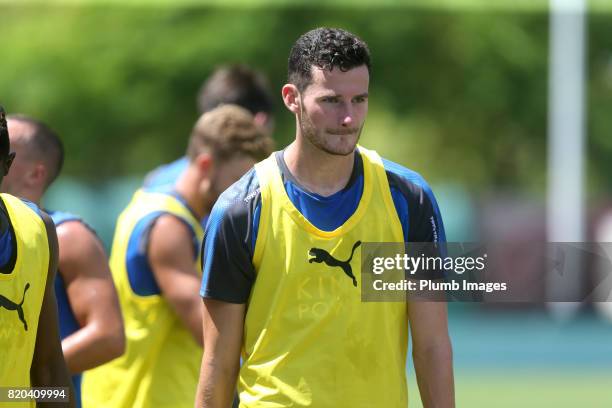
top-left (288, 27), bottom-right (371, 92)
top-left (7, 115), bottom-right (64, 188)
top-left (197, 65), bottom-right (274, 116)
top-left (187, 104), bottom-right (273, 163)
top-left (0, 107), bottom-right (8, 159)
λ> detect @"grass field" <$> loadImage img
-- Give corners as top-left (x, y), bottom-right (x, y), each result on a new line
top-left (408, 371), bottom-right (612, 407)
top-left (406, 309), bottom-right (612, 407)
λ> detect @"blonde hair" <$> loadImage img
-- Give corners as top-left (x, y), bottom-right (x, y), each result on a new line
top-left (187, 104), bottom-right (273, 162)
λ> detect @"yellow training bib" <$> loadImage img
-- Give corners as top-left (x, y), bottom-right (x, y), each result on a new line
top-left (0, 194), bottom-right (49, 408)
top-left (239, 148), bottom-right (409, 408)
top-left (82, 190), bottom-right (203, 408)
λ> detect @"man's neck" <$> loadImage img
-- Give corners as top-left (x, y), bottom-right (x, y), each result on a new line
top-left (283, 140), bottom-right (355, 197)
top-left (174, 165), bottom-right (206, 220)
top-left (8, 189), bottom-right (43, 207)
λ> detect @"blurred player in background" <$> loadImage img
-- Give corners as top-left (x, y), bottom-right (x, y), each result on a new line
top-left (197, 28), bottom-right (454, 407)
top-left (144, 64), bottom-right (275, 190)
top-left (0, 106), bottom-right (75, 408)
top-left (83, 105), bottom-right (273, 408)
top-left (2, 114), bottom-right (125, 408)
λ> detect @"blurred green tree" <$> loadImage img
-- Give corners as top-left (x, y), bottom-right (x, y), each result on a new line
top-left (1, 4), bottom-right (610, 196)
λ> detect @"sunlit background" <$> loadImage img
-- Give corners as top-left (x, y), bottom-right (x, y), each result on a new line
top-left (2, 0), bottom-right (612, 406)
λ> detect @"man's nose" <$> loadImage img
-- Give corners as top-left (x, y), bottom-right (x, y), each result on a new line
top-left (340, 103), bottom-right (354, 127)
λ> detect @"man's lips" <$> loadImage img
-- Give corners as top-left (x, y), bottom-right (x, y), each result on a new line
top-left (326, 129), bottom-right (359, 135)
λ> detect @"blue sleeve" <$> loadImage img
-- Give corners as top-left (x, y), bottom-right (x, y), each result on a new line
top-left (384, 158), bottom-right (447, 279)
top-left (48, 210), bottom-right (102, 240)
top-left (200, 169), bottom-right (260, 303)
top-left (384, 158), bottom-right (446, 243)
top-left (143, 157), bottom-right (189, 188)
top-left (126, 211), bottom-right (199, 297)
top-left (125, 212), bottom-right (164, 296)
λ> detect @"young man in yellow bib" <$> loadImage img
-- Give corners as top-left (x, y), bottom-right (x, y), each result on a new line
top-left (0, 106), bottom-right (75, 408)
top-left (197, 28), bottom-right (455, 407)
top-left (82, 105), bottom-right (273, 408)
top-left (2, 114), bottom-right (125, 408)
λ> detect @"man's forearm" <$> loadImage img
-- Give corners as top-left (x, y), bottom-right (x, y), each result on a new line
top-left (170, 293), bottom-right (205, 347)
top-left (198, 299), bottom-right (245, 407)
top-left (413, 342), bottom-right (454, 408)
top-left (31, 354), bottom-right (76, 408)
top-left (196, 359), bottom-right (239, 408)
top-left (62, 324), bottom-right (125, 373)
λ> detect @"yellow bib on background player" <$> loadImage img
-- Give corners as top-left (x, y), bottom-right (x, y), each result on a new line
top-left (0, 194), bottom-right (49, 408)
top-left (240, 147), bottom-right (409, 408)
top-left (82, 190), bottom-right (203, 408)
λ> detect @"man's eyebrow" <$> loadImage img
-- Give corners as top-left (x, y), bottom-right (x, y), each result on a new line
top-left (316, 93), bottom-right (339, 98)
top-left (317, 92), bottom-right (369, 98)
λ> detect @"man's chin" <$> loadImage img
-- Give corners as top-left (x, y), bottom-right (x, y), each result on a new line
top-left (321, 144), bottom-right (357, 156)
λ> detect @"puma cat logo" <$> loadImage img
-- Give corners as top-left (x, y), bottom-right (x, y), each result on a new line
top-left (308, 241), bottom-right (362, 287)
top-left (0, 283), bottom-right (30, 331)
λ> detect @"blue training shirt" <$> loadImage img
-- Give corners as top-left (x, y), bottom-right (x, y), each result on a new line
top-left (143, 157), bottom-right (189, 189)
top-left (201, 149), bottom-right (446, 304)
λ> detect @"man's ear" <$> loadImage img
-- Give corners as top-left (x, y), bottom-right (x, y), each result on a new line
top-left (31, 163), bottom-right (48, 186)
top-left (253, 112), bottom-right (269, 129)
top-left (282, 84), bottom-right (301, 115)
top-left (195, 152), bottom-right (214, 175)
top-left (2, 152), bottom-right (15, 176)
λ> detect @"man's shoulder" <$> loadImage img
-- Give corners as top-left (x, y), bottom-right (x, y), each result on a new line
top-left (380, 156), bottom-right (436, 200)
top-left (126, 187), bottom-right (198, 229)
top-left (209, 167), bottom-right (261, 225)
top-left (201, 168), bottom-right (260, 303)
top-left (2, 194), bottom-right (52, 232)
top-left (47, 209), bottom-right (82, 227)
top-left (5, 195), bottom-right (46, 220)
top-left (380, 157), bottom-right (431, 189)
top-left (147, 214), bottom-right (198, 260)
top-left (47, 209), bottom-right (101, 243)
